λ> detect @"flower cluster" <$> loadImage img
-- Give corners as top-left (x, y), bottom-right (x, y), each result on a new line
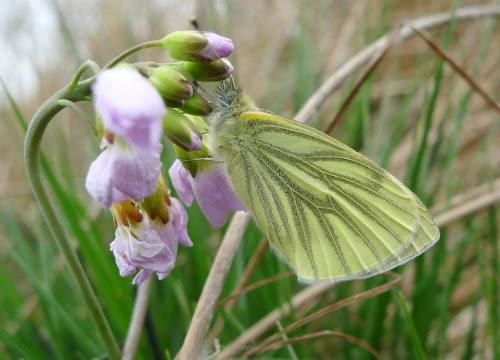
top-left (85, 31), bottom-right (243, 284)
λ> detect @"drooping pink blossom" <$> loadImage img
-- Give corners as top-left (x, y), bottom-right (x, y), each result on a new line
top-left (169, 159), bottom-right (245, 228)
top-left (110, 197), bottom-right (192, 285)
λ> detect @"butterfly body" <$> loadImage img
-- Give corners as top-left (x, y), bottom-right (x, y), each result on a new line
top-left (209, 89), bottom-right (439, 283)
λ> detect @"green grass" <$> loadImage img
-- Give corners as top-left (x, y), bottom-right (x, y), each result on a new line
top-left (1, 1), bottom-right (499, 359)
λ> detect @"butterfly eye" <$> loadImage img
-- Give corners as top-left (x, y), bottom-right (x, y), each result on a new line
top-left (225, 89), bottom-right (237, 104)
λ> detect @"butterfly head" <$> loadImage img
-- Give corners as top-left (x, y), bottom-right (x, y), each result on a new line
top-left (214, 77), bottom-right (256, 116)
top-left (216, 77), bottom-right (240, 108)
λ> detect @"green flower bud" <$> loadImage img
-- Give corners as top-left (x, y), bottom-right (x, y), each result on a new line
top-left (161, 31), bottom-right (208, 60)
top-left (180, 59), bottom-right (234, 82)
top-left (174, 142), bottom-right (212, 177)
top-left (163, 98), bottom-right (185, 108)
top-left (171, 115), bottom-right (211, 176)
top-left (161, 30), bottom-right (234, 62)
top-left (149, 66), bottom-right (194, 101)
top-left (163, 109), bottom-right (202, 151)
top-left (178, 92), bottom-right (213, 115)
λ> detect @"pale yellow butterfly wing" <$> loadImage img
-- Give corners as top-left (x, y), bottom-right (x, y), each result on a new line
top-left (219, 111), bottom-right (439, 283)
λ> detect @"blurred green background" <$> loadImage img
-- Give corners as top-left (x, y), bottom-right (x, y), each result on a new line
top-left (0, 0), bottom-right (499, 358)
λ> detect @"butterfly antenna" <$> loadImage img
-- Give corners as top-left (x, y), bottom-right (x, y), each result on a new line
top-left (195, 83), bottom-right (226, 109)
top-left (230, 75), bottom-right (237, 90)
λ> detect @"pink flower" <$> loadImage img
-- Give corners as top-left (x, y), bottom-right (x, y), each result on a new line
top-left (92, 67), bottom-right (165, 151)
top-left (86, 68), bottom-right (166, 208)
top-left (199, 32), bottom-right (234, 61)
top-left (168, 159), bottom-right (245, 228)
top-left (85, 141), bottom-right (162, 209)
top-left (110, 197), bottom-right (192, 285)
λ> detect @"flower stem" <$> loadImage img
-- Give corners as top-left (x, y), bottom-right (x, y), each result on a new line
top-left (105, 40), bottom-right (164, 69)
top-left (24, 79), bottom-right (121, 360)
top-left (70, 60), bottom-right (100, 89)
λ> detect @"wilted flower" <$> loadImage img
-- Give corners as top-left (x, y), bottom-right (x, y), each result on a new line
top-left (110, 183), bottom-right (192, 285)
top-left (86, 67), bottom-right (165, 208)
top-left (110, 219), bottom-right (176, 285)
top-left (169, 159), bottom-right (245, 228)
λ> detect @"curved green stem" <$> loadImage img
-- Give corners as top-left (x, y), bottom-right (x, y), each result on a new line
top-left (105, 40), bottom-right (164, 69)
top-left (70, 60), bottom-right (100, 89)
top-left (24, 79), bottom-right (121, 360)
top-left (58, 99), bottom-right (94, 126)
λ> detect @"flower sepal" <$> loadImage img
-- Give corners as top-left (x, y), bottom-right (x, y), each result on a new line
top-left (149, 66), bottom-right (194, 102)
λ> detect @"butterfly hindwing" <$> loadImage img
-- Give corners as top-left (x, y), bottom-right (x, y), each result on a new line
top-left (222, 111), bottom-right (439, 282)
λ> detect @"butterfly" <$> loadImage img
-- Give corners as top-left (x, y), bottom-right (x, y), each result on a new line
top-left (208, 84), bottom-right (440, 283)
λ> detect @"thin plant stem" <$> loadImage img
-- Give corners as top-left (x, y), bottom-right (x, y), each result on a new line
top-left (211, 238), bottom-right (268, 337)
top-left (104, 40), bottom-right (163, 69)
top-left (24, 79), bottom-right (121, 359)
top-left (406, 25), bottom-right (500, 113)
top-left (122, 276), bottom-right (153, 360)
top-left (70, 60), bottom-right (100, 89)
top-left (295, 5), bottom-right (500, 123)
top-left (324, 28), bottom-right (398, 134)
top-left (259, 330), bottom-right (382, 359)
top-left (433, 182), bottom-right (500, 226)
top-left (177, 212), bottom-right (250, 360)
top-left (241, 273), bottom-right (401, 358)
top-left (57, 99), bottom-right (93, 126)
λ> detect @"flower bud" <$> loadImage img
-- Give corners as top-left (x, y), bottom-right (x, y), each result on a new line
top-left (178, 92), bottom-right (213, 115)
top-left (181, 59), bottom-right (234, 82)
top-left (149, 66), bottom-right (194, 101)
top-left (163, 109), bottom-right (202, 151)
top-left (141, 177), bottom-right (170, 224)
top-left (163, 98), bottom-right (185, 108)
top-left (161, 30), bottom-right (234, 62)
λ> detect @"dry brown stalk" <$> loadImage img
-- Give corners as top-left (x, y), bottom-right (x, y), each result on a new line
top-left (239, 273), bottom-right (401, 358)
top-left (257, 330), bottom-right (382, 359)
top-left (177, 212), bottom-right (250, 360)
top-left (406, 25), bottom-right (500, 114)
top-left (324, 28), bottom-right (399, 134)
top-left (217, 272), bottom-right (294, 307)
top-left (433, 181), bottom-right (500, 227)
top-left (210, 238), bottom-right (269, 337)
top-left (122, 276), bottom-right (153, 360)
top-left (295, 5), bottom-right (500, 123)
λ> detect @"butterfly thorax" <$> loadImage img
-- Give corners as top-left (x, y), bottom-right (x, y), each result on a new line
top-left (208, 88), bottom-right (257, 161)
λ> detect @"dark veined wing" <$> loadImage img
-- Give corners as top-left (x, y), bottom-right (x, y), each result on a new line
top-left (223, 111), bottom-right (439, 283)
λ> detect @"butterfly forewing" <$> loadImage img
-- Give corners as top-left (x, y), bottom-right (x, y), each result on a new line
top-left (221, 111), bottom-right (439, 283)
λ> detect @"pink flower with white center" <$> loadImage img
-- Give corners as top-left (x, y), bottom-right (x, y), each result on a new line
top-left (168, 159), bottom-right (245, 228)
